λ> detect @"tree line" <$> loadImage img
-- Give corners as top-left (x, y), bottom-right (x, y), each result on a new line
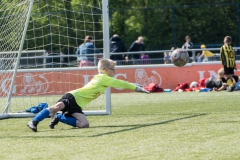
top-left (21, 0), bottom-right (240, 59)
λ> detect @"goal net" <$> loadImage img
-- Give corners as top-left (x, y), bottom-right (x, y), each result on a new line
top-left (0, 0), bottom-right (110, 119)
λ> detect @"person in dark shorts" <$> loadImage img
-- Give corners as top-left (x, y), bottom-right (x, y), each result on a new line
top-left (220, 36), bottom-right (237, 92)
top-left (27, 59), bottom-right (149, 132)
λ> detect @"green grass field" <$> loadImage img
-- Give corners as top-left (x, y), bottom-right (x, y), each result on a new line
top-left (1, 92), bottom-right (240, 160)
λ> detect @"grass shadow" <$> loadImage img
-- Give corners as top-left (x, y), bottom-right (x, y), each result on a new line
top-left (90, 113), bottom-right (208, 137)
top-left (0, 113), bottom-right (208, 139)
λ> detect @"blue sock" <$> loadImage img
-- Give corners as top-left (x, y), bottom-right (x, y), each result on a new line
top-left (32, 109), bottom-right (50, 122)
top-left (57, 114), bottom-right (76, 127)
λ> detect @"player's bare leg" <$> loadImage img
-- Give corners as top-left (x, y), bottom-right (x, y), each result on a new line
top-left (48, 102), bottom-right (65, 113)
top-left (72, 112), bottom-right (89, 128)
top-left (49, 112), bottom-right (89, 129)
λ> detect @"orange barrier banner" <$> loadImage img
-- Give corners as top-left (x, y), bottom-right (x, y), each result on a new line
top-left (112, 62), bottom-right (230, 92)
top-left (1, 62), bottom-right (240, 96)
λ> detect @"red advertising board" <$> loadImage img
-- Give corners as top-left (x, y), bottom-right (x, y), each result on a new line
top-left (1, 62), bottom-right (240, 96)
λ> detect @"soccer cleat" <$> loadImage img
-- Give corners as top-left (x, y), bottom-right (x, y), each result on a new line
top-left (27, 120), bottom-right (38, 132)
top-left (227, 85), bottom-right (235, 92)
top-left (227, 78), bottom-right (233, 87)
top-left (49, 114), bottom-right (59, 129)
top-left (226, 78), bottom-right (235, 92)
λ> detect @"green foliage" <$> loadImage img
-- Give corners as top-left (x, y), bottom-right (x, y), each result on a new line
top-left (1, 92), bottom-right (240, 159)
top-left (109, 1), bottom-right (240, 52)
top-left (0, 0), bottom-right (30, 50)
top-left (24, 0), bottom-right (103, 54)
top-left (8, 1), bottom-right (239, 55)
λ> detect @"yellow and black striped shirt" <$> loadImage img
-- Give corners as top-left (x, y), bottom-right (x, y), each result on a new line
top-left (220, 44), bottom-right (236, 68)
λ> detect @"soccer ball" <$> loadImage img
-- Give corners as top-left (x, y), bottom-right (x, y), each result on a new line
top-left (170, 49), bottom-right (189, 67)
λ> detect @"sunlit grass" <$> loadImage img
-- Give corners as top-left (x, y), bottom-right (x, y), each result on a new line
top-left (0, 92), bottom-right (240, 160)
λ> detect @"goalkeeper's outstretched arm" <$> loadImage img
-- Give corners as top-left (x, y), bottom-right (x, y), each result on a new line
top-left (133, 83), bottom-right (150, 94)
top-left (135, 85), bottom-right (150, 94)
top-left (98, 59), bottom-right (150, 94)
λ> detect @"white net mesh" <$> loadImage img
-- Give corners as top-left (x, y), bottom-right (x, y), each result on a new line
top-left (0, 0), bottom-right (32, 114)
top-left (0, 0), bottom-right (108, 116)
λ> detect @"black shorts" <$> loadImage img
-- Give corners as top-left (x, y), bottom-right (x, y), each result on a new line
top-left (224, 66), bottom-right (234, 75)
top-left (57, 93), bottom-right (84, 116)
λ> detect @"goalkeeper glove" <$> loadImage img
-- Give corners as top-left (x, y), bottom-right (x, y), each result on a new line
top-left (135, 86), bottom-right (150, 94)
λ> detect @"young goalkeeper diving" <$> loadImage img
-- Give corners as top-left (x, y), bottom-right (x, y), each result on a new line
top-left (27, 59), bottom-right (149, 132)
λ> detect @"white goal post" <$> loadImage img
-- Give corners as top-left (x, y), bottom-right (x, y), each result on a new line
top-left (0, 0), bottom-right (111, 119)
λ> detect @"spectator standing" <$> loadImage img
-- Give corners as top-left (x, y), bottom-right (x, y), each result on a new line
top-left (126, 36), bottom-right (145, 64)
top-left (196, 53), bottom-right (202, 62)
top-left (182, 35), bottom-right (193, 49)
top-left (164, 52), bottom-right (171, 64)
top-left (169, 47), bottom-right (175, 57)
top-left (76, 36), bottom-right (100, 67)
top-left (198, 44), bottom-right (215, 62)
top-left (168, 47), bottom-right (175, 63)
top-left (182, 35), bottom-right (194, 60)
top-left (109, 34), bottom-right (127, 65)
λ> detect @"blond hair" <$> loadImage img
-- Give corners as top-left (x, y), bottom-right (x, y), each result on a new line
top-left (201, 44), bottom-right (206, 49)
top-left (98, 59), bottom-right (116, 72)
top-left (217, 68), bottom-right (224, 80)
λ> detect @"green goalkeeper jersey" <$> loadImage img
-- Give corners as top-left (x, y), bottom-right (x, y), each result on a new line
top-left (68, 74), bottom-right (136, 108)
